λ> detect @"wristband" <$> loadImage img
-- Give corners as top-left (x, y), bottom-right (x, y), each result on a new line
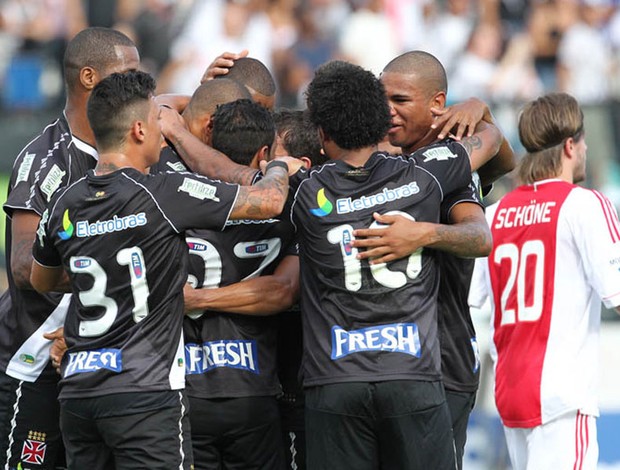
top-left (265, 160), bottom-right (288, 173)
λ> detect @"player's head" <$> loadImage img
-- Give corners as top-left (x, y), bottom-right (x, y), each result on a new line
top-left (215, 57), bottom-right (276, 110)
top-left (64, 27), bottom-right (139, 95)
top-left (518, 93), bottom-right (586, 184)
top-left (211, 99), bottom-right (276, 168)
top-left (87, 71), bottom-right (160, 163)
top-left (183, 78), bottom-right (251, 145)
top-left (305, 60), bottom-right (390, 152)
top-left (381, 51), bottom-right (447, 154)
top-left (273, 109), bottom-right (327, 168)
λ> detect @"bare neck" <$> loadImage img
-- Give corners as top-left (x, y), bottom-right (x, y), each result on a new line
top-left (329, 145), bottom-right (379, 168)
top-left (65, 94), bottom-right (96, 146)
top-left (94, 153), bottom-right (147, 176)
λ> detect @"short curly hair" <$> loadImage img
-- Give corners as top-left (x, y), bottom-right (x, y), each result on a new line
top-left (305, 61), bottom-right (390, 150)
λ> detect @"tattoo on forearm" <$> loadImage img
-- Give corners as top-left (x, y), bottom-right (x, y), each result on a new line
top-left (233, 168), bottom-right (288, 218)
top-left (173, 134), bottom-right (256, 186)
top-left (435, 216), bottom-right (491, 256)
top-left (461, 135), bottom-right (482, 156)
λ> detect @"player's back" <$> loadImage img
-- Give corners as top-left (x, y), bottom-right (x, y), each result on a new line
top-left (487, 179), bottom-right (620, 427)
top-left (183, 198), bottom-right (296, 398)
top-left (0, 116), bottom-right (97, 382)
top-left (290, 147), bottom-right (472, 387)
top-left (36, 167), bottom-right (240, 399)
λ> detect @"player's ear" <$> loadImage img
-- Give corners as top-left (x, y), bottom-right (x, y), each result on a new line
top-left (203, 116), bottom-right (214, 146)
top-left (253, 145), bottom-right (270, 169)
top-left (563, 137), bottom-right (575, 158)
top-left (133, 120), bottom-right (146, 142)
top-left (300, 156), bottom-right (312, 169)
top-left (80, 66), bottom-right (98, 91)
top-left (430, 90), bottom-right (446, 110)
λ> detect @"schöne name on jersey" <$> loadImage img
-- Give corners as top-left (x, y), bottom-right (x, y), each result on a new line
top-left (494, 201), bottom-right (556, 229)
top-left (331, 323), bottom-right (421, 360)
top-left (185, 340), bottom-right (259, 375)
top-left (74, 212), bottom-right (147, 237)
top-left (336, 182), bottom-right (420, 214)
top-left (64, 349), bottom-right (122, 377)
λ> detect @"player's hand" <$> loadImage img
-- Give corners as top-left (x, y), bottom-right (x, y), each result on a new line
top-left (430, 98), bottom-right (489, 141)
top-left (260, 157), bottom-right (304, 176)
top-left (183, 283), bottom-right (206, 315)
top-left (201, 50), bottom-right (249, 83)
top-left (352, 212), bottom-right (432, 264)
top-left (43, 327), bottom-right (66, 375)
top-left (159, 105), bottom-right (187, 139)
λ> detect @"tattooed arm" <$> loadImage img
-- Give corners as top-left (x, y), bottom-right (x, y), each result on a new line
top-left (351, 203), bottom-right (492, 263)
top-left (11, 210), bottom-right (42, 289)
top-left (229, 162), bottom-right (290, 220)
top-left (460, 120), bottom-right (501, 172)
top-left (431, 98), bottom-right (515, 185)
top-left (160, 106), bottom-right (259, 185)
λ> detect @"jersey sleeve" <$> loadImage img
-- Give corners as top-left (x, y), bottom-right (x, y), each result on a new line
top-left (411, 139), bottom-right (473, 198)
top-left (440, 171), bottom-right (484, 223)
top-left (567, 189), bottom-right (620, 308)
top-left (31, 206), bottom-right (62, 268)
top-left (148, 172), bottom-right (240, 232)
top-left (5, 144), bottom-right (70, 218)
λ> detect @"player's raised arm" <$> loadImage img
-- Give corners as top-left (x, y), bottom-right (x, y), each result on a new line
top-left (228, 160), bottom-right (290, 220)
top-left (159, 105), bottom-right (258, 185)
top-left (432, 98), bottom-right (515, 185)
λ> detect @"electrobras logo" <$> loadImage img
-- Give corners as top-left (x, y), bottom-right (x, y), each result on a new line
top-left (336, 182), bottom-right (419, 215)
top-left (310, 188), bottom-right (333, 217)
top-left (310, 182), bottom-right (420, 217)
top-left (58, 211), bottom-right (147, 239)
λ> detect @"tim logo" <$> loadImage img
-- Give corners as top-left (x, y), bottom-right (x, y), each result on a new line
top-left (187, 241), bottom-right (207, 252)
top-left (342, 229), bottom-right (353, 256)
top-left (20, 431), bottom-right (47, 465)
top-left (310, 188), bottom-right (333, 217)
top-left (72, 258), bottom-right (91, 269)
top-left (185, 340), bottom-right (259, 375)
top-left (131, 253), bottom-right (143, 278)
top-left (64, 349), bottom-right (122, 377)
top-left (331, 323), bottom-right (421, 360)
top-left (245, 243), bottom-right (268, 255)
top-left (57, 209), bottom-right (74, 240)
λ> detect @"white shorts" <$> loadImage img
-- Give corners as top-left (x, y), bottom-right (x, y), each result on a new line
top-left (503, 410), bottom-right (597, 470)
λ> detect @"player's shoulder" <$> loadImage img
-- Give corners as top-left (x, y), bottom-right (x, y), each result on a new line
top-left (564, 185), bottom-right (618, 219)
top-left (411, 138), bottom-right (468, 163)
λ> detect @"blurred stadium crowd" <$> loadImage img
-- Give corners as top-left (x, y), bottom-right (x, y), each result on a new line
top-left (1, 0), bottom-right (620, 204)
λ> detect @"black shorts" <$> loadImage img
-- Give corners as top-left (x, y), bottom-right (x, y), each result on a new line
top-left (0, 372), bottom-right (64, 469)
top-left (305, 380), bottom-right (455, 470)
top-left (60, 390), bottom-right (193, 470)
top-left (188, 395), bottom-right (285, 470)
top-left (445, 389), bottom-right (477, 470)
top-left (278, 392), bottom-right (305, 470)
